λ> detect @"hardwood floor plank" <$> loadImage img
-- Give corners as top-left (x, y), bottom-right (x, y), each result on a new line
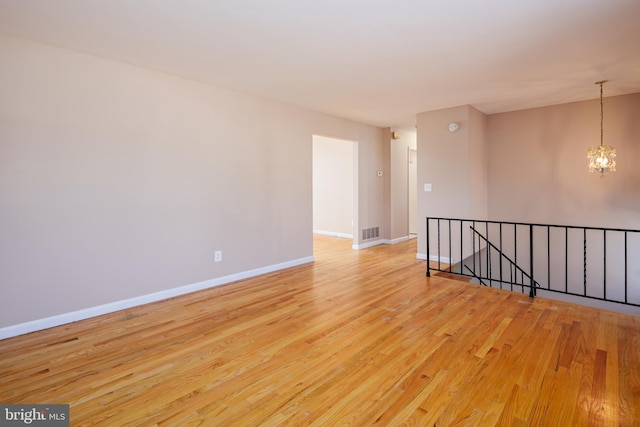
top-left (474, 316), bottom-right (513, 358)
top-left (527, 368), bottom-right (558, 424)
top-left (513, 324), bottom-right (559, 420)
top-left (0, 234), bottom-right (639, 425)
top-left (602, 321), bottom-right (620, 427)
top-left (616, 314), bottom-right (640, 426)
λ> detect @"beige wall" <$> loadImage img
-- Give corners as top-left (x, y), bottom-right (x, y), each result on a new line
top-left (3, 32), bottom-right (637, 332)
top-left (487, 93), bottom-right (640, 229)
top-left (312, 135), bottom-right (354, 237)
top-left (0, 34), bottom-right (385, 330)
top-left (468, 106), bottom-right (488, 220)
top-left (486, 95), bottom-right (640, 313)
top-left (417, 94), bottom-right (639, 270)
top-left (416, 105), bottom-right (488, 259)
top-left (357, 126), bottom-right (386, 242)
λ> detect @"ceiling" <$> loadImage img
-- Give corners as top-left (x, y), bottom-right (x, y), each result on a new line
top-left (1, 0), bottom-right (639, 128)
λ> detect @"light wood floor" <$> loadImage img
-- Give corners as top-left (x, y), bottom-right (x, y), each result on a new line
top-left (1, 235), bottom-right (639, 426)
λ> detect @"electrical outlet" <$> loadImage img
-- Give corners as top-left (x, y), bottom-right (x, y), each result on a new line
top-left (214, 250), bottom-right (222, 262)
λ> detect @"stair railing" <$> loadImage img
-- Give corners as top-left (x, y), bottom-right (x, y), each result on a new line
top-left (425, 217), bottom-right (640, 308)
top-left (469, 225), bottom-right (541, 297)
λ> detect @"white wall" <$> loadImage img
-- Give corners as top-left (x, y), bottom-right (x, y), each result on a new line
top-left (312, 135), bottom-right (354, 238)
top-left (0, 34), bottom-right (385, 333)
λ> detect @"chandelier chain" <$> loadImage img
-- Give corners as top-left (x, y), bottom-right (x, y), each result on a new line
top-left (600, 82), bottom-right (604, 147)
top-left (587, 79), bottom-right (615, 177)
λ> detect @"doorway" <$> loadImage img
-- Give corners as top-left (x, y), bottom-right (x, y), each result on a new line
top-left (312, 135), bottom-right (357, 245)
top-left (408, 148), bottom-right (418, 237)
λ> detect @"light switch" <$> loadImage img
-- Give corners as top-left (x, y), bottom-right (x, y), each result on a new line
top-left (424, 183), bottom-right (432, 192)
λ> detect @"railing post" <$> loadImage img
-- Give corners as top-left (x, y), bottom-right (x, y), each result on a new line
top-left (624, 232), bottom-right (628, 304)
top-left (448, 219), bottom-right (452, 272)
top-left (437, 219), bottom-right (441, 271)
top-left (547, 226), bottom-right (550, 293)
top-left (565, 228), bottom-right (569, 294)
top-left (583, 228), bottom-right (587, 297)
top-left (460, 220), bottom-right (463, 275)
top-left (486, 221), bottom-right (490, 286)
top-left (529, 225), bottom-right (536, 298)
top-left (603, 230), bottom-right (607, 301)
top-left (426, 217), bottom-right (431, 277)
top-left (499, 223), bottom-right (503, 289)
top-left (472, 221), bottom-right (476, 274)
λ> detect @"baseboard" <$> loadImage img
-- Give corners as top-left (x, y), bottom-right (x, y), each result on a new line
top-left (388, 236), bottom-right (410, 244)
top-left (352, 236), bottom-right (411, 250)
top-left (429, 255), bottom-right (452, 264)
top-left (0, 256), bottom-right (314, 340)
top-left (313, 230), bottom-right (353, 239)
top-left (416, 253), bottom-right (452, 264)
top-left (352, 239), bottom-right (385, 250)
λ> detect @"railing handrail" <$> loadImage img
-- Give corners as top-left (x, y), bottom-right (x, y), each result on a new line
top-left (426, 217), bottom-right (640, 234)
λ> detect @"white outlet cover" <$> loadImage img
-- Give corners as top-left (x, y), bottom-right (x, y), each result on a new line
top-left (424, 183), bottom-right (432, 192)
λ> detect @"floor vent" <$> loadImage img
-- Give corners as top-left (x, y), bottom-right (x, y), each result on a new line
top-left (362, 227), bottom-right (380, 240)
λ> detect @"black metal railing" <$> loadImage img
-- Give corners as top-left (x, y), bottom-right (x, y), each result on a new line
top-left (469, 225), bottom-right (541, 297)
top-left (426, 217), bottom-right (640, 308)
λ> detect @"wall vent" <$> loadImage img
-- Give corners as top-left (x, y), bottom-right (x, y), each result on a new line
top-left (361, 227), bottom-right (380, 240)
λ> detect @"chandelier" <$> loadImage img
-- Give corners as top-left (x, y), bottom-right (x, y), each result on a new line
top-left (587, 80), bottom-right (616, 177)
